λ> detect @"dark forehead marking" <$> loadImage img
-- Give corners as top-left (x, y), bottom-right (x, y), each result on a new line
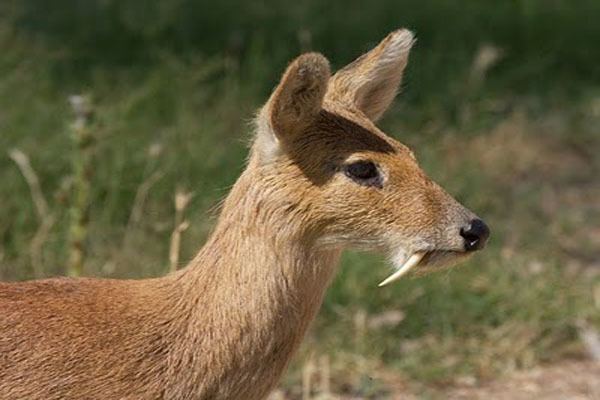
top-left (314, 110), bottom-right (396, 154)
top-left (286, 110), bottom-right (397, 186)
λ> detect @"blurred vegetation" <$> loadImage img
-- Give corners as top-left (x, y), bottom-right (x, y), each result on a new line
top-left (1, 1), bottom-right (599, 398)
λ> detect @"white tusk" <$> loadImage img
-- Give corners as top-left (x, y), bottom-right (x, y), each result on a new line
top-left (378, 252), bottom-right (426, 287)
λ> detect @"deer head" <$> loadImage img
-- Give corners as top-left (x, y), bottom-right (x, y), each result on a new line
top-left (250, 29), bottom-right (489, 285)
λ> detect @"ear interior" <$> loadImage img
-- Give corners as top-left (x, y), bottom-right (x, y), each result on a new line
top-left (255, 53), bottom-right (330, 161)
top-left (326, 29), bottom-right (414, 122)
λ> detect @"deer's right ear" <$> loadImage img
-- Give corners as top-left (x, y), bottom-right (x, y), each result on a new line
top-left (325, 29), bottom-right (414, 122)
top-left (255, 53), bottom-right (330, 161)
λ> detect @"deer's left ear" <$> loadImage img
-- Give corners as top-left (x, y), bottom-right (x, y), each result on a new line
top-left (255, 53), bottom-right (330, 161)
top-left (326, 29), bottom-right (415, 122)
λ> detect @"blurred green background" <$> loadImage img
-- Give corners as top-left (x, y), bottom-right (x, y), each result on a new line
top-left (1, 1), bottom-right (599, 398)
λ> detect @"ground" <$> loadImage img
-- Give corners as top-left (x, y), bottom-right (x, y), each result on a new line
top-left (433, 360), bottom-right (600, 400)
top-left (270, 360), bottom-right (600, 399)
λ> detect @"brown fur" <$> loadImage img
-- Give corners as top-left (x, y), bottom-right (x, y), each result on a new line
top-left (0, 29), bottom-right (483, 399)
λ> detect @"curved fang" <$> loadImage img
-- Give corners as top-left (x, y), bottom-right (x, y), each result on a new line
top-left (378, 252), bottom-right (425, 287)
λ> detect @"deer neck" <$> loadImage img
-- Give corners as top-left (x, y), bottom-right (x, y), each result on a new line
top-left (167, 168), bottom-right (341, 396)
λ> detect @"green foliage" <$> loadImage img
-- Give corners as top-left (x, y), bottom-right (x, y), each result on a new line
top-left (6, 0), bottom-right (600, 97)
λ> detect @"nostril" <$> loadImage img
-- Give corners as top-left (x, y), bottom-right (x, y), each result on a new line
top-left (460, 219), bottom-right (490, 251)
top-left (459, 227), bottom-right (480, 251)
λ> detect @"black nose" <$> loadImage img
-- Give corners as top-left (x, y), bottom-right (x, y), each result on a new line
top-left (460, 219), bottom-right (490, 251)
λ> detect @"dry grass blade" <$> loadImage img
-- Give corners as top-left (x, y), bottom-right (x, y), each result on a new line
top-left (128, 171), bottom-right (164, 227)
top-left (169, 188), bottom-right (193, 272)
top-left (8, 148), bottom-right (55, 276)
top-left (29, 215), bottom-right (56, 277)
top-left (318, 355), bottom-right (331, 396)
top-left (8, 149), bottom-right (49, 221)
top-left (577, 321), bottom-right (600, 362)
top-left (302, 355), bottom-right (315, 400)
top-left (469, 44), bottom-right (504, 86)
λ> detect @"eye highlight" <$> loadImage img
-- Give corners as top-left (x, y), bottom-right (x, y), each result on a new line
top-left (344, 160), bottom-right (383, 188)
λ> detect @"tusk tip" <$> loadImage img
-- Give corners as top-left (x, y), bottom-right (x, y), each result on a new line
top-left (377, 251), bottom-right (426, 288)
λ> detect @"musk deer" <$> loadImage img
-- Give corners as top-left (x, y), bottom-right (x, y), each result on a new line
top-left (0, 29), bottom-right (489, 399)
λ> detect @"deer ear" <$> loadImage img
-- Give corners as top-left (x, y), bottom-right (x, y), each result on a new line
top-left (326, 29), bottom-right (414, 122)
top-left (255, 53), bottom-right (330, 160)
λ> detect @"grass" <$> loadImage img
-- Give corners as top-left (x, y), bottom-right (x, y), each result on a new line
top-left (1, 4), bottom-right (599, 398)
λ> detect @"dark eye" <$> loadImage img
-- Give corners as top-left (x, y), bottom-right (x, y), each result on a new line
top-left (344, 161), bottom-right (383, 187)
